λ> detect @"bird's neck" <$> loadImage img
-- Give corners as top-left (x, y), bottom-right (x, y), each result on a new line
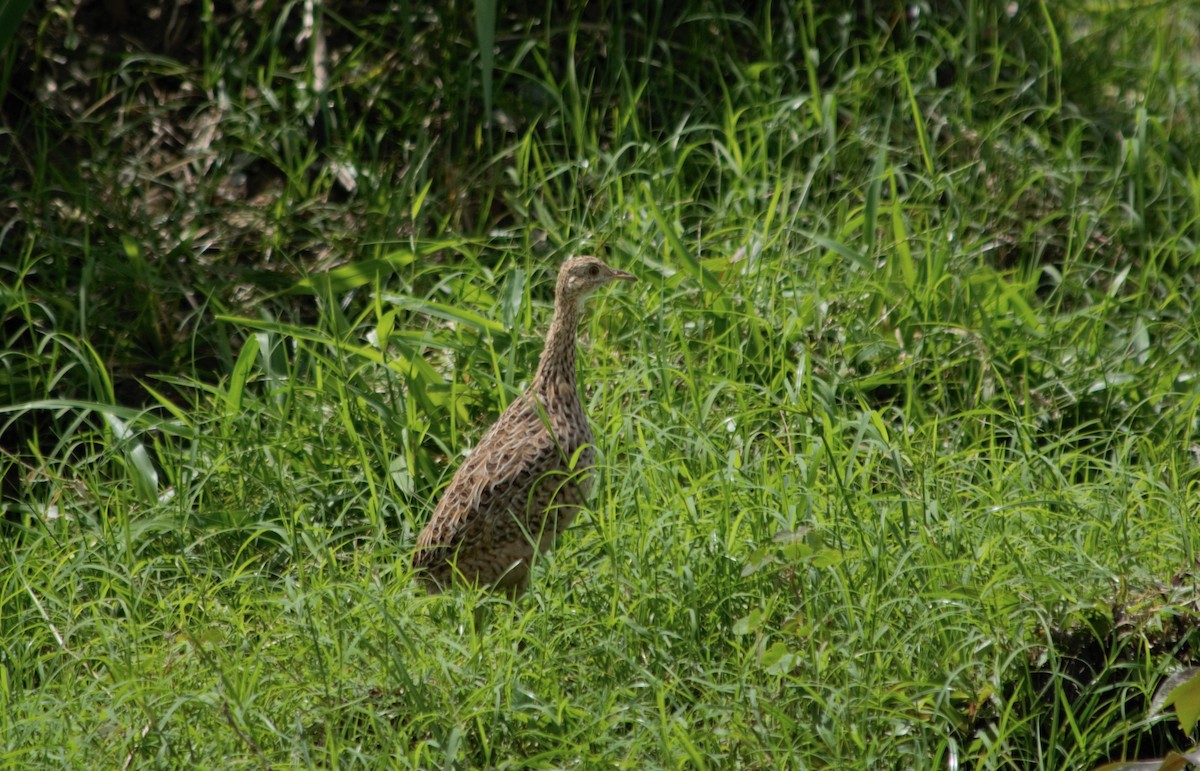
top-left (533, 296), bottom-right (581, 394)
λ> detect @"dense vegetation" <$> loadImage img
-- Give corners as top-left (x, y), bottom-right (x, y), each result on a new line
top-left (2, 1), bottom-right (1198, 767)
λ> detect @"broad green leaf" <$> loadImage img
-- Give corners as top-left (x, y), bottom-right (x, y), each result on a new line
top-left (288, 256), bottom-right (414, 296)
top-left (0, 400), bottom-right (192, 438)
top-left (1164, 669), bottom-right (1200, 733)
top-left (761, 641), bottom-right (798, 675)
top-left (812, 549), bottom-right (845, 569)
top-left (779, 541), bottom-right (815, 563)
top-left (226, 333), bottom-right (260, 418)
top-left (810, 233), bottom-right (870, 272)
top-left (103, 413), bottom-right (159, 504)
top-left (732, 609), bottom-right (762, 636)
top-left (740, 545), bottom-right (776, 577)
top-left (283, 239), bottom-right (476, 297)
top-left (411, 179), bottom-right (433, 220)
top-left (383, 295), bottom-right (505, 335)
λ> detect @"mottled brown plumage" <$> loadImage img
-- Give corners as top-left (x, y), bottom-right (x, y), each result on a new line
top-left (413, 256), bottom-right (636, 595)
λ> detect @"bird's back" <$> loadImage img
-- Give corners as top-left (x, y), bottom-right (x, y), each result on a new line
top-left (413, 386), bottom-right (594, 592)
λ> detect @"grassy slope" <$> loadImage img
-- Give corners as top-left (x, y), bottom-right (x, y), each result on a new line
top-left (2, 1), bottom-right (1199, 768)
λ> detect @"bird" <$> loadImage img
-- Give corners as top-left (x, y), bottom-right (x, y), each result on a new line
top-left (413, 255), bottom-right (637, 596)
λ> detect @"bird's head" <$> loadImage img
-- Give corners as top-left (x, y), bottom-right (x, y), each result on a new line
top-left (558, 255), bottom-right (637, 302)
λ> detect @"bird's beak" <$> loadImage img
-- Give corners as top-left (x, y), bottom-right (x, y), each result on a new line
top-left (610, 268), bottom-right (637, 282)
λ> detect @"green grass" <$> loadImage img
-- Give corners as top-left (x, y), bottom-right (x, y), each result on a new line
top-left (2, 0), bottom-right (1199, 768)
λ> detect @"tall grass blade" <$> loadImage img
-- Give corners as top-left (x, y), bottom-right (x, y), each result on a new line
top-left (0, 0), bottom-right (32, 58)
top-left (474, 0), bottom-right (496, 122)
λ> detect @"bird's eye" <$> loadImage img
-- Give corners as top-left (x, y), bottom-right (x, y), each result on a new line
top-left (588, 265), bottom-right (600, 277)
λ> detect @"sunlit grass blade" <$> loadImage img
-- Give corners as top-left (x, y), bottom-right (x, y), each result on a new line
top-left (102, 412), bottom-right (159, 503)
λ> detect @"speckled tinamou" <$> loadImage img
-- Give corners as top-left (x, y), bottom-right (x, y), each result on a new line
top-left (413, 256), bottom-right (636, 596)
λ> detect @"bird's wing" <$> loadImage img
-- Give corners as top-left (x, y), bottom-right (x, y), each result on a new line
top-left (414, 394), bottom-right (560, 560)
